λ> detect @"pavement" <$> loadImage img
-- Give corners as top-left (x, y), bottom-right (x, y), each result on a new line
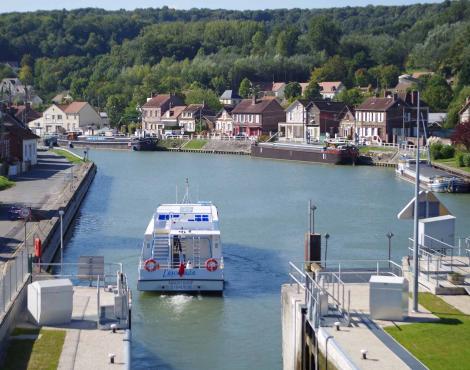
top-left (0, 152), bottom-right (76, 262)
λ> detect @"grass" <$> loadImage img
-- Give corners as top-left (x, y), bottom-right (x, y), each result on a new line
top-left (0, 176), bottom-right (15, 191)
top-left (183, 139), bottom-right (208, 150)
top-left (434, 155), bottom-right (470, 174)
top-left (359, 146), bottom-right (397, 154)
top-left (51, 149), bottom-right (84, 164)
top-left (158, 138), bottom-right (187, 149)
top-left (385, 293), bottom-right (470, 370)
top-left (2, 328), bottom-right (66, 370)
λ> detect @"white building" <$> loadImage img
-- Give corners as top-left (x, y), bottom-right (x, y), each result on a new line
top-left (318, 81), bottom-right (345, 100)
top-left (278, 99), bottom-right (319, 143)
top-left (28, 102), bottom-right (102, 135)
top-left (214, 107), bottom-right (234, 136)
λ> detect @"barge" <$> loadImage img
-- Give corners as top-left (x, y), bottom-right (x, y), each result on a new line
top-left (251, 141), bottom-right (359, 165)
top-left (396, 158), bottom-right (469, 193)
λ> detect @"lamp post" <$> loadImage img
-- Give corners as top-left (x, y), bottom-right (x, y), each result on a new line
top-left (324, 233), bottom-right (330, 268)
top-left (59, 210), bottom-right (64, 274)
top-left (412, 91), bottom-right (421, 312)
top-left (386, 232), bottom-right (394, 268)
top-left (308, 200), bottom-right (317, 234)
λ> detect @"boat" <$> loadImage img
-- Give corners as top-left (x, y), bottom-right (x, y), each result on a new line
top-left (130, 137), bottom-right (158, 151)
top-left (137, 180), bottom-right (224, 293)
top-left (396, 157), bottom-right (469, 193)
top-left (251, 141), bottom-right (359, 165)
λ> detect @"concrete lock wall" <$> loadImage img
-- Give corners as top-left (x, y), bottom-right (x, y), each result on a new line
top-left (281, 284), bottom-right (305, 370)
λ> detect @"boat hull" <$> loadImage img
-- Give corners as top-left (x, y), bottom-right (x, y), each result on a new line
top-left (251, 143), bottom-right (357, 165)
top-left (137, 268), bottom-right (224, 292)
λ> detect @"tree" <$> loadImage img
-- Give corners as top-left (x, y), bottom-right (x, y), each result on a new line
top-left (354, 68), bottom-right (371, 87)
top-left (251, 30), bottom-right (266, 55)
top-left (18, 65), bottom-right (33, 85)
top-left (421, 75), bottom-right (453, 112)
top-left (310, 56), bottom-right (348, 83)
top-left (445, 86), bottom-right (470, 127)
top-left (106, 94), bottom-right (127, 127)
top-left (335, 88), bottom-right (364, 106)
top-left (307, 16), bottom-right (342, 56)
top-left (303, 81), bottom-right (321, 100)
top-left (239, 77), bottom-right (251, 98)
top-left (284, 82), bottom-right (302, 100)
top-left (452, 121), bottom-right (470, 151)
top-left (184, 87), bottom-right (221, 111)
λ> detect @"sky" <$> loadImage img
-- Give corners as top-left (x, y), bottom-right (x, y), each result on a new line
top-left (0, 0), bottom-right (443, 13)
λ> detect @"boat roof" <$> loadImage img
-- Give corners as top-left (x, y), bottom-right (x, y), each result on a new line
top-left (156, 202), bottom-right (219, 221)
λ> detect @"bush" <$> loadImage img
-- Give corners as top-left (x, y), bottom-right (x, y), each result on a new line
top-left (464, 153), bottom-right (470, 167)
top-left (440, 145), bottom-right (455, 159)
top-left (430, 142), bottom-right (443, 160)
top-left (457, 153), bottom-right (465, 167)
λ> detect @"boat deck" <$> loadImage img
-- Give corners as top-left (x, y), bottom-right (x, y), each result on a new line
top-left (405, 163), bottom-right (462, 180)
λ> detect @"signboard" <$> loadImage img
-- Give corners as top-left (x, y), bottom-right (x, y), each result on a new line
top-left (20, 207), bottom-right (32, 220)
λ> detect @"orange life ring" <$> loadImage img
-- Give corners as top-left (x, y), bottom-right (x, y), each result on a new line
top-left (144, 258), bottom-right (159, 272)
top-left (205, 258), bottom-right (218, 272)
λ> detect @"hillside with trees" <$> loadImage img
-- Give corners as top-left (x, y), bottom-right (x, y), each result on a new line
top-left (1, 0), bottom-right (470, 128)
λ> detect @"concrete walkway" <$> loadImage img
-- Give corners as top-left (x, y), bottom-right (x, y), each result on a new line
top-left (56, 287), bottom-right (125, 370)
top-left (0, 152), bottom-right (76, 262)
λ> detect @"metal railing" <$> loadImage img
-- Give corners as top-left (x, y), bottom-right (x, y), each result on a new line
top-left (0, 247), bottom-right (30, 317)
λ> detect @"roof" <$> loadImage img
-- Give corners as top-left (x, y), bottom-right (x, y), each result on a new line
top-left (220, 90), bottom-right (241, 100)
top-left (52, 91), bottom-right (72, 103)
top-left (318, 82), bottom-right (343, 94)
top-left (286, 99), bottom-right (312, 111)
top-left (2, 113), bottom-right (39, 140)
top-left (182, 104), bottom-right (205, 113)
top-left (62, 102), bottom-right (88, 114)
top-left (356, 97), bottom-right (402, 111)
top-left (311, 100), bottom-right (347, 113)
top-left (394, 82), bottom-right (414, 92)
top-left (142, 94), bottom-right (172, 108)
top-left (163, 105), bottom-right (186, 118)
top-left (411, 71), bottom-right (434, 79)
top-left (12, 105), bottom-right (42, 123)
top-left (254, 82), bottom-right (286, 92)
top-left (231, 98), bottom-right (282, 114)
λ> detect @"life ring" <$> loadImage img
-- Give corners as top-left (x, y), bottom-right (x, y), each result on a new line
top-left (144, 258), bottom-right (159, 272)
top-left (205, 258), bottom-right (218, 272)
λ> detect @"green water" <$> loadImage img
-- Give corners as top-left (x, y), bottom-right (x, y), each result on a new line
top-left (65, 150), bottom-right (470, 370)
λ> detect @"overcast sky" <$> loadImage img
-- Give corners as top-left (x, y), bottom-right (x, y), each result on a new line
top-left (0, 0), bottom-right (443, 13)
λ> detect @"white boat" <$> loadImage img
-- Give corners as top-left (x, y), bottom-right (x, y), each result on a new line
top-left (137, 181), bottom-right (224, 293)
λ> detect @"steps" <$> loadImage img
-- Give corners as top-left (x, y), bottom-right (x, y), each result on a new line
top-left (152, 235), bottom-right (170, 264)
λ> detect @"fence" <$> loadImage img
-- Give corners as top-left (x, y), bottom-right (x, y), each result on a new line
top-left (0, 246), bottom-right (30, 318)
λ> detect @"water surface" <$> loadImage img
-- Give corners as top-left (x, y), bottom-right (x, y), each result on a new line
top-left (66, 150), bottom-right (470, 370)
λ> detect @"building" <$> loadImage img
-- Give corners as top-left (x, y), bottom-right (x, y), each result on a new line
top-left (255, 82), bottom-right (286, 100)
top-left (309, 100), bottom-right (347, 137)
top-left (278, 99), bottom-right (319, 143)
top-left (459, 97), bottom-right (470, 123)
top-left (338, 106), bottom-right (357, 139)
top-left (231, 96), bottom-right (285, 137)
top-left (219, 90), bottom-right (242, 106)
top-left (318, 81), bottom-right (345, 100)
top-left (0, 78), bottom-right (42, 106)
top-left (178, 104), bottom-right (214, 133)
top-left (141, 94), bottom-right (184, 136)
top-left (28, 102), bottom-right (102, 135)
top-left (354, 95), bottom-right (411, 144)
top-left (214, 107), bottom-right (235, 136)
top-left (1, 108), bottom-right (39, 174)
top-left (393, 74), bottom-right (418, 94)
top-left (161, 105), bottom-right (186, 131)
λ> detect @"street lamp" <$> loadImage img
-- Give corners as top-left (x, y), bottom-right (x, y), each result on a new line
top-left (324, 233), bottom-right (330, 268)
top-left (59, 210), bottom-right (64, 274)
top-left (308, 200), bottom-right (317, 234)
top-left (386, 232), bottom-right (394, 268)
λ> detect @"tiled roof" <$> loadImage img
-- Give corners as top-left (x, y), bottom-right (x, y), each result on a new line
top-left (63, 102), bottom-right (88, 113)
top-left (312, 100), bottom-right (347, 113)
top-left (318, 82), bottom-right (343, 94)
top-left (3, 113), bottom-right (39, 140)
top-left (142, 94), bottom-right (171, 108)
top-left (357, 97), bottom-right (401, 111)
top-left (232, 98), bottom-right (282, 114)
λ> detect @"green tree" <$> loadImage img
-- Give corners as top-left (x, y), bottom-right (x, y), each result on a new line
top-left (106, 94), bottom-right (127, 127)
top-left (422, 75), bottom-right (453, 112)
top-left (239, 77), bottom-right (251, 98)
top-left (307, 16), bottom-right (342, 56)
top-left (310, 56), bottom-right (348, 83)
top-left (251, 30), bottom-right (266, 55)
top-left (284, 82), bottom-right (302, 100)
top-left (19, 65), bottom-right (33, 85)
top-left (446, 86), bottom-right (470, 127)
top-left (354, 68), bottom-right (370, 87)
top-left (335, 88), bottom-right (364, 106)
top-left (184, 87), bottom-right (221, 111)
top-left (303, 81), bottom-right (321, 100)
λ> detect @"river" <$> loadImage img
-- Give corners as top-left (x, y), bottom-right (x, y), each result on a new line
top-left (66, 150), bottom-right (470, 370)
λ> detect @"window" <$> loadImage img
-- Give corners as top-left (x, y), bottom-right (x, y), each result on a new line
top-left (58, 115), bottom-right (62, 120)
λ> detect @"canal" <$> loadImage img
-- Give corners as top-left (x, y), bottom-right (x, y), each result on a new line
top-left (66, 150), bottom-right (470, 370)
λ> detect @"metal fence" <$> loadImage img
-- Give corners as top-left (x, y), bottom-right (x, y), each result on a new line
top-left (0, 246), bottom-right (30, 317)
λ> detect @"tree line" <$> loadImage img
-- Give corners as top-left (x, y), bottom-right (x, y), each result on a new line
top-left (1, 1), bottom-right (470, 127)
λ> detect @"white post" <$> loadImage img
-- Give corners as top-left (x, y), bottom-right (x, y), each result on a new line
top-left (59, 210), bottom-right (65, 274)
top-left (412, 91), bottom-right (421, 312)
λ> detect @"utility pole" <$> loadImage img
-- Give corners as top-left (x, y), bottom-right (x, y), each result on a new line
top-left (412, 91), bottom-right (421, 312)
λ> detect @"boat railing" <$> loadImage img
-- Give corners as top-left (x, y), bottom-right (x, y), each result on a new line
top-left (139, 257), bottom-right (223, 270)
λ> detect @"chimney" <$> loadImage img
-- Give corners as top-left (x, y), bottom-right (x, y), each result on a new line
top-left (412, 91), bottom-right (418, 106)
